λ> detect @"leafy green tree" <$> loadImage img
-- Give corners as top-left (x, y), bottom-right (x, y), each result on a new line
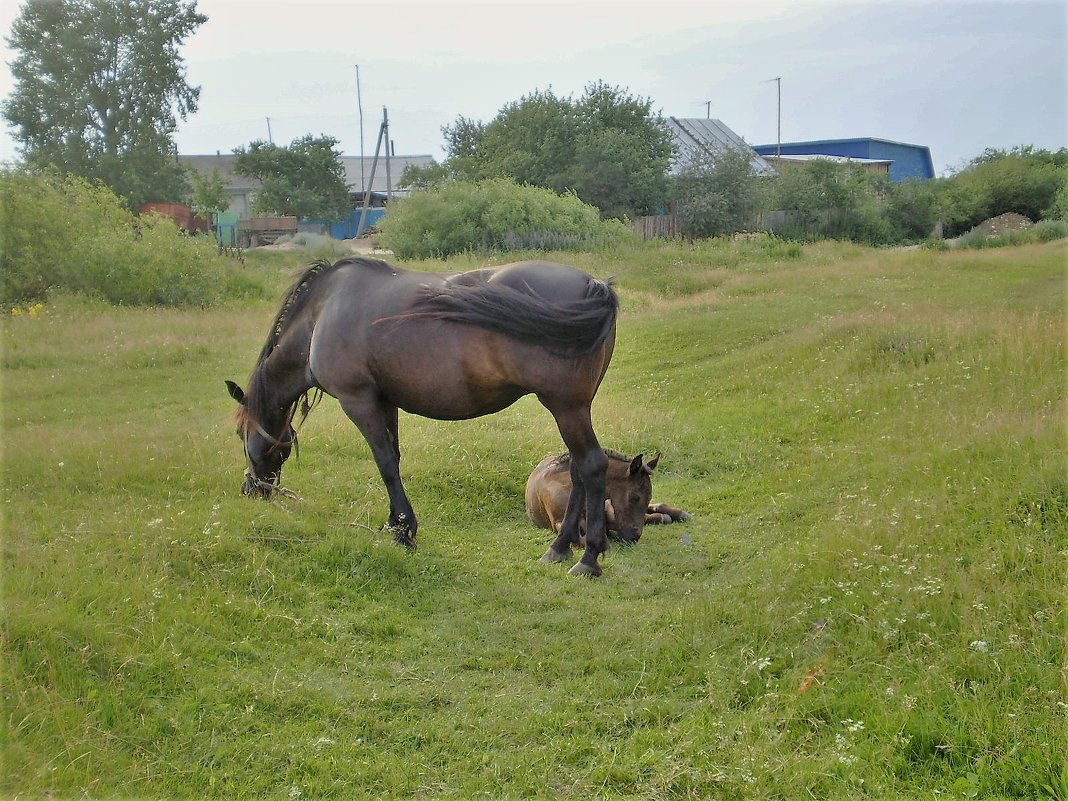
top-left (1045, 175), bottom-right (1068, 220)
top-left (2, 0), bottom-right (205, 210)
top-left (232, 135), bottom-right (351, 220)
top-left (189, 167), bottom-right (228, 217)
top-left (672, 147), bottom-right (768, 238)
top-left (427, 82), bottom-right (674, 219)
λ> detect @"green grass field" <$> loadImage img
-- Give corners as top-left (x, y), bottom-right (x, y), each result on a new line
top-left (3, 238), bottom-right (1065, 799)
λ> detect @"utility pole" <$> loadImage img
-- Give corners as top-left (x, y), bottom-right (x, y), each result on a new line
top-left (705, 100), bottom-right (712, 119)
top-left (356, 107), bottom-right (391, 238)
top-left (355, 64), bottom-right (365, 195)
top-left (266, 117), bottom-right (273, 144)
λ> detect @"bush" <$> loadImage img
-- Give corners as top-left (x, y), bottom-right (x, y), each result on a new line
top-left (937, 147), bottom-right (1068, 236)
top-left (377, 177), bottom-right (633, 259)
top-left (0, 168), bottom-right (266, 306)
top-left (770, 160), bottom-right (894, 244)
top-left (672, 148), bottom-right (769, 239)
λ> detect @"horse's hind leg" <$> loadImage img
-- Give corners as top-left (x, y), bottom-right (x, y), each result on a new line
top-left (339, 393), bottom-right (418, 549)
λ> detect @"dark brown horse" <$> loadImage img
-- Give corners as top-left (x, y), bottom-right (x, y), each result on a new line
top-left (525, 450), bottom-right (691, 544)
top-left (226, 257), bottom-right (619, 576)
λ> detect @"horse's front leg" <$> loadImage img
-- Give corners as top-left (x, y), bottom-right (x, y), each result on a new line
top-left (540, 458), bottom-right (586, 564)
top-left (550, 407), bottom-right (609, 577)
top-left (340, 394), bottom-right (417, 549)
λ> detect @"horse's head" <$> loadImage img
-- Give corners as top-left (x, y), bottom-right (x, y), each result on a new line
top-left (607, 452), bottom-right (660, 543)
top-left (226, 380), bottom-right (296, 499)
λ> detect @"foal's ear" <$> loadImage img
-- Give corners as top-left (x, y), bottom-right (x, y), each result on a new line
top-left (225, 380), bottom-right (246, 405)
top-left (644, 452), bottom-right (661, 474)
top-left (628, 453), bottom-right (645, 476)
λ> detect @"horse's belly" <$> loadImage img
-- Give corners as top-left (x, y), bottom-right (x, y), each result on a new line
top-left (389, 383), bottom-right (526, 421)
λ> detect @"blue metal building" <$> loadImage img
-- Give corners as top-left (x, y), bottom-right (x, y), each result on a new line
top-left (752, 138), bottom-right (935, 182)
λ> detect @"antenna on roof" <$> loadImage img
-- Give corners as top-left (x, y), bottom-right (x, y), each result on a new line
top-left (762, 77), bottom-right (782, 156)
top-left (704, 100), bottom-right (711, 119)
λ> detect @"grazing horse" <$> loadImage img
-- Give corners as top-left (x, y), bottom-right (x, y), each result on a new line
top-left (226, 257), bottom-right (619, 576)
top-left (525, 450), bottom-right (691, 544)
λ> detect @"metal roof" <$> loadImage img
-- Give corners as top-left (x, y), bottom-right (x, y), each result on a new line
top-left (665, 117), bottom-right (774, 175)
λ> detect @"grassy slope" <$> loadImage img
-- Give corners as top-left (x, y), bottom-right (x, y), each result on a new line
top-left (2, 239), bottom-right (1065, 800)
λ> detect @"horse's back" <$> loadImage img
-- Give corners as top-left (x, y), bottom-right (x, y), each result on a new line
top-left (487, 260), bottom-right (601, 303)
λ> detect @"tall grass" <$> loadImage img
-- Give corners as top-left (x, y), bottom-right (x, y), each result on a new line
top-left (2, 238), bottom-right (1064, 799)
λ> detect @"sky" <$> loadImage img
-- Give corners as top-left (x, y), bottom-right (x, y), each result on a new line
top-left (0, 0), bottom-right (1064, 176)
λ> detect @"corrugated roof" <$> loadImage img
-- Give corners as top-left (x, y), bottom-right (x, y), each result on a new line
top-left (665, 117), bottom-right (773, 175)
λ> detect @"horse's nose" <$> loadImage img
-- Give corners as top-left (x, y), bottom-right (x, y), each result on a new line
top-left (241, 473), bottom-right (270, 498)
top-left (618, 527), bottom-right (642, 544)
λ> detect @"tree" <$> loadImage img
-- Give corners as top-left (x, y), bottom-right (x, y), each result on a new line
top-left (429, 82), bottom-right (674, 219)
top-left (232, 135), bottom-right (351, 221)
top-left (3, 0), bottom-right (206, 210)
top-left (672, 147), bottom-right (768, 238)
top-left (189, 166), bottom-right (228, 231)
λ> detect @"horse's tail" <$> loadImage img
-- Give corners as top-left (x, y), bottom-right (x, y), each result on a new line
top-left (407, 276), bottom-right (618, 356)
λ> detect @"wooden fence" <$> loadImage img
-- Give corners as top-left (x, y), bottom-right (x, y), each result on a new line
top-left (632, 209), bottom-right (810, 241)
top-left (631, 213), bottom-right (681, 240)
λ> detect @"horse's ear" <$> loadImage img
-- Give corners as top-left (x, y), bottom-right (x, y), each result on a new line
top-left (225, 380), bottom-right (246, 405)
top-left (644, 452), bottom-right (661, 474)
top-left (629, 453), bottom-right (644, 476)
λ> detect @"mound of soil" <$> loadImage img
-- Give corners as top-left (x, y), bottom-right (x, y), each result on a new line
top-left (969, 212), bottom-right (1034, 237)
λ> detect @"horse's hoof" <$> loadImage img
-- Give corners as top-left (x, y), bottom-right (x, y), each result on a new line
top-left (568, 560), bottom-right (602, 578)
top-left (384, 521), bottom-right (417, 551)
top-left (678, 511), bottom-right (693, 522)
top-left (540, 547), bottom-right (571, 564)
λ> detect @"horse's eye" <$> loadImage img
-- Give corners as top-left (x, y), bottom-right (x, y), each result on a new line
top-left (629, 494), bottom-right (641, 504)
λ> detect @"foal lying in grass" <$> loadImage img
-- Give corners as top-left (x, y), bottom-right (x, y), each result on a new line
top-left (525, 450), bottom-right (690, 558)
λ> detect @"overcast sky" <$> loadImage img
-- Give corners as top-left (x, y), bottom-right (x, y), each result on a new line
top-left (0, 0), bottom-right (1064, 175)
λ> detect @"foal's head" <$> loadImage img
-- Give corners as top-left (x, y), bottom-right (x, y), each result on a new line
top-left (225, 380), bottom-right (296, 499)
top-left (607, 452), bottom-right (660, 543)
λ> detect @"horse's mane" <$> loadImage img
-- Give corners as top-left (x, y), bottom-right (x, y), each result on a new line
top-left (552, 448), bottom-right (631, 467)
top-left (237, 258), bottom-right (391, 438)
top-left (253, 257), bottom-right (393, 367)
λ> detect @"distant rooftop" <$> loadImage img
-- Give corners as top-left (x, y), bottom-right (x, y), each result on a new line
top-left (178, 153), bottom-right (435, 194)
top-left (665, 117), bottom-right (774, 175)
